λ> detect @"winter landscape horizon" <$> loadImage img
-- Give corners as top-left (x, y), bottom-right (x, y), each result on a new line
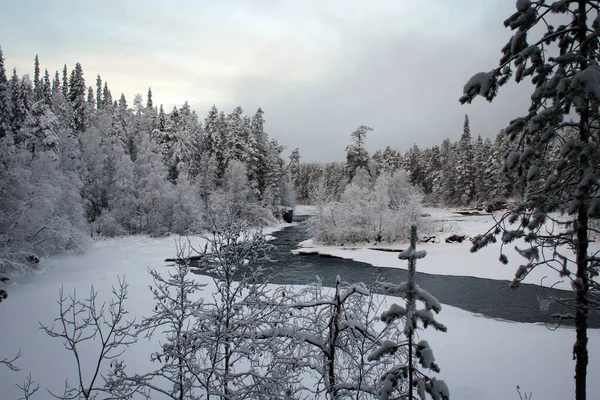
top-left (2, 1), bottom-right (600, 399)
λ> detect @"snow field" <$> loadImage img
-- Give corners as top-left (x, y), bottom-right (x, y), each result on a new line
top-left (0, 219), bottom-right (598, 400)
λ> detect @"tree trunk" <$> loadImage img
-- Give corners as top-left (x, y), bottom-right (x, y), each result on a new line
top-left (327, 281), bottom-right (341, 399)
top-left (574, 208), bottom-right (589, 400)
top-left (406, 225), bottom-right (417, 400)
top-left (574, 2), bottom-right (590, 399)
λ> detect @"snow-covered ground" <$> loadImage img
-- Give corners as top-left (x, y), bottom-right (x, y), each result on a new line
top-left (1, 216), bottom-right (599, 400)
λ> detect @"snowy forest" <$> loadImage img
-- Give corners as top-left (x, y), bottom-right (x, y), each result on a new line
top-left (2, 0), bottom-right (600, 399)
top-left (293, 115), bottom-right (534, 209)
top-left (0, 48), bottom-right (295, 275)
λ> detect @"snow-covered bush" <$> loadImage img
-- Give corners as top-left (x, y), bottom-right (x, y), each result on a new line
top-left (309, 171), bottom-right (424, 245)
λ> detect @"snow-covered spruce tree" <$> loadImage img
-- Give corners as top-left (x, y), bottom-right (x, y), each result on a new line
top-left (371, 146), bottom-right (403, 178)
top-left (67, 62), bottom-right (87, 133)
top-left (371, 225), bottom-right (448, 400)
top-left (272, 277), bottom-right (405, 399)
top-left (403, 144), bottom-right (424, 189)
top-left (460, 2), bottom-right (600, 399)
top-left (0, 46), bottom-right (11, 139)
top-left (455, 115), bottom-right (475, 206)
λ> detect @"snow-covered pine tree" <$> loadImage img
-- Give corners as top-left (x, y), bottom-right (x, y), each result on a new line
top-left (323, 162), bottom-right (345, 198)
top-left (146, 87), bottom-right (153, 109)
top-left (420, 146), bottom-right (441, 198)
top-left (68, 62), bottom-right (87, 133)
top-left (41, 69), bottom-right (51, 105)
top-left (345, 125), bottom-right (372, 183)
top-left (95, 75), bottom-right (103, 111)
top-left (489, 130), bottom-right (515, 202)
top-left (142, 88), bottom-right (158, 138)
top-left (100, 135), bottom-right (136, 235)
top-left (204, 105), bottom-right (229, 183)
top-left (86, 85), bottom-right (95, 112)
top-left (226, 105), bottom-right (246, 163)
top-left (249, 107), bottom-right (270, 200)
top-left (79, 125), bottom-right (106, 231)
top-left (61, 64), bottom-right (68, 98)
top-left (33, 54), bottom-right (41, 101)
top-left (454, 115), bottom-right (475, 206)
top-left (378, 146), bottom-right (403, 175)
top-left (170, 101), bottom-right (202, 180)
top-left (371, 149), bottom-right (385, 178)
top-left (102, 81), bottom-right (113, 110)
top-left (472, 134), bottom-right (487, 204)
top-left (0, 46), bottom-right (11, 138)
top-left (52, 70), bottom-right (61, 95)
top-left (438, 139), bottom-right (457, 206)
top-left (21, 99), bottom-right (60, 154)
top-left (9, 71), bottom-right (32, 142)
top-left (111, 93), bottom-right (135, 159)
top-left (403, 144), bottom-right (424, 189)
top-left (289, 148), bottom-right (300, 182)
top-left (371, 225), bottom-right (448, 400)
top-left (461, 2), bottom-right (600, 398)
top-left (477, 137), bottom-right (499, 206)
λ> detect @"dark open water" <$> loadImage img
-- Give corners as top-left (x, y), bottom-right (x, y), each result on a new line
top-left (258, 220), bottom-right (600, 328)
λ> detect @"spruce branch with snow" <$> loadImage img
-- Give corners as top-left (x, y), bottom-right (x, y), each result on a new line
top-left (461, 2), bottom-right (600, 399)
top-left (374, 225), bottom-right (448, 400)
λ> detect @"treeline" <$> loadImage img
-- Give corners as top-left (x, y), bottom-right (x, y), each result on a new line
top-left (0, 47), bottom-right (293, 274)
top-left (292, 116), bottom-right (524, 208)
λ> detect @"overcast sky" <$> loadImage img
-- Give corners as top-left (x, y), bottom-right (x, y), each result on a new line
top-left (0, 0), bottom-right (535, 162)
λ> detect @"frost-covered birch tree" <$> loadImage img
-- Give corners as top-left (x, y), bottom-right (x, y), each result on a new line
top-left (40, 279), bottom-right (138, 400)
top-left (109, 246), bottom-right (207, 400)
top-left (273, 278), bottom-right (405, 399)
top-left (460, 2), bottom-right (600, 399)
top-left (189, 217), bottom-right (294, 399)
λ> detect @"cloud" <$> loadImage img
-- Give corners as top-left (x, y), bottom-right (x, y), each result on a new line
top-left (1, 0), bottom-right (536, 162)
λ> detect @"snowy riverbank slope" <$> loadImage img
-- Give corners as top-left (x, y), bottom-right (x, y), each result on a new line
top-left (295, 207), bottom-right (600, 291)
